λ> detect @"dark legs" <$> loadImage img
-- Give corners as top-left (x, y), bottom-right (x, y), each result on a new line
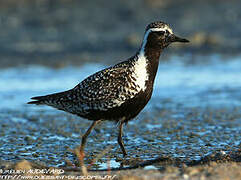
top-left (80, 120), bottom-right (102, 155)
top-left (118, 121), bottom-right (127, 157)
top-left (79, 119), bottom-right (127, 158)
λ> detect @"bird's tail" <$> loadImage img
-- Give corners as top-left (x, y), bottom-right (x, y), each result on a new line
top-left (27, 95), bottom-right (50, 105)
top-left (27, 90), bottom-right (72, 106)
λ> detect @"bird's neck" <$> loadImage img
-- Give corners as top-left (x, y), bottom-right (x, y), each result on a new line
top-left (137, 41), bottom-right (162, 82)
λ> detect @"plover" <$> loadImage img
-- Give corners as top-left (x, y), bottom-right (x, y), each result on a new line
top-left (28, 21), bottom-right (189, 157)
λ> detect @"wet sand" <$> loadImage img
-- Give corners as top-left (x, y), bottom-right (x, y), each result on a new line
top-left (0, 100), bottom-right (240, 179)
top-left (1, 150), bottom-right (240, 179)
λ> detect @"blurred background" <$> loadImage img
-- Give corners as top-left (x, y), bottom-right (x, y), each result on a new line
top-left (0, 0), bottom-right (240, 68)
top-left (0, 0), bottom-right (240, 169)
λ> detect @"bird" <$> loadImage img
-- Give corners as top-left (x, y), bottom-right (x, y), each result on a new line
top-left (28, 21), bottom-right (189, 157)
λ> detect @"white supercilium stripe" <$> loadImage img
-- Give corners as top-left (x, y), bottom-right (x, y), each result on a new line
top-left (140, 27), bottom-right (173, 55)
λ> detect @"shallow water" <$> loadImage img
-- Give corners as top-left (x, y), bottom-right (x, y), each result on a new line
top-left (0, 55), bottom-right (240, 169)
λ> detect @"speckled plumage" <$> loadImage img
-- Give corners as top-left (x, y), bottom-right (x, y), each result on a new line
top-left (28, 21), bottom-right (189, 156)
top-left (29, 55), bottom-right (150, 121)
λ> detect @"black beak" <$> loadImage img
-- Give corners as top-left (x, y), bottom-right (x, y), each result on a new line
top-left (171, 34), bottom-right (189, 43)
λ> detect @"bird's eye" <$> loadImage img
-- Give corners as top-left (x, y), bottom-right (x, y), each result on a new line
top-left (156, 31), bottom-right (165, 36)
top-left (165, 30), bottom-right (170, 35)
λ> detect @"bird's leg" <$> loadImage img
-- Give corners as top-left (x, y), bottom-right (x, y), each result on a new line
top-left (118, 121), bottom-right (127, 157)
top-left (80, 120), bottom-right (101, 157)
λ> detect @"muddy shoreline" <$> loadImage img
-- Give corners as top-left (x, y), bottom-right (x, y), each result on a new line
top-left (1, 150), bottom-right (240, 179)
top-left (0, 103), bottom-right (240, 179)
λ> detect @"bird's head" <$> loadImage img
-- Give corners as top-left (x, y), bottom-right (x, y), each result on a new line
top-left (142, 21), bottom-right (189, 50)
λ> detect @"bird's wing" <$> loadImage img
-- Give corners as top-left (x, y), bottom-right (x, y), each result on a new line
top-left (73, 64), bottom-right (138, 112)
